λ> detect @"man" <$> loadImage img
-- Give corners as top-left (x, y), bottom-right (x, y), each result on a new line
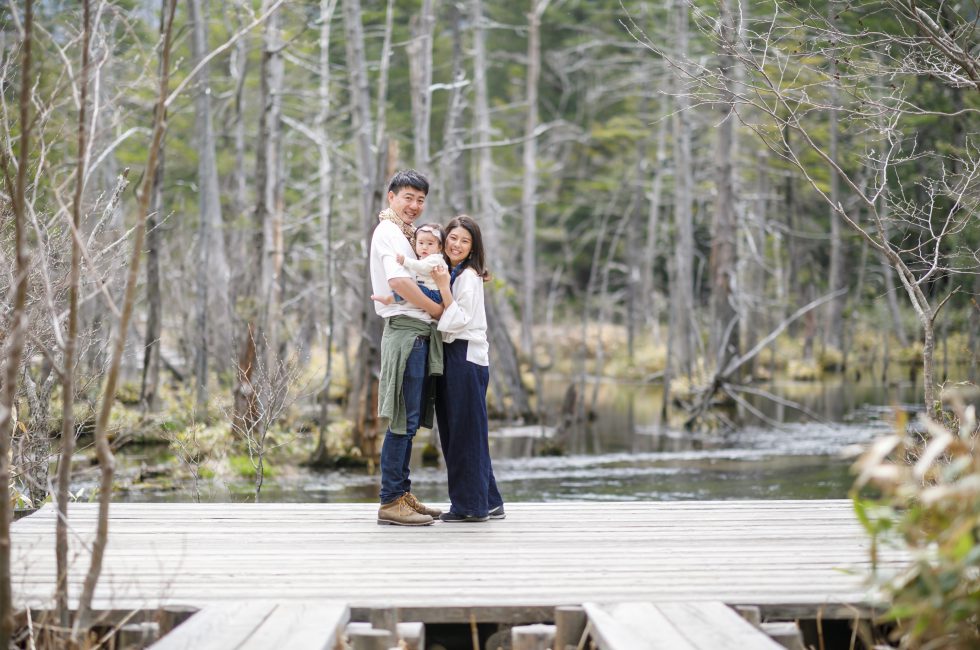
top-left (370, 169), bottom-right (445, 526)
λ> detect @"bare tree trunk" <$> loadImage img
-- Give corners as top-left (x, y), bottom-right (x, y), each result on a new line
top-left (521, 0), bottom-right (549, 418)
top-left (237, 0), bottom-right (283, 431)
top-left (969, 272), bottom-right (980, 383)
top-left (0, 3), bottom-right (34, 643)
top-left (440, 1), bottom-right (467, 214)
top-left (472, 0), bottom-right (505, 268)
top-left (190, 0), bottom-right (231, 419)
top-left (260, 0), bottom-right (284, 371)
top-left (641, 97), bottom-right (668, 337)
top-left (407, 0), bottom-right (434, 171)
top-left (140, 146), bottom-right (164, 412)
top-left (670, 0), bottom-right (696, 379)
top-left (344, 0), bottom-right (387, 451)
top-left (310, 0), bottom-right (339, 466)
top-left (56, 0), bottom-right (92, 623)
top-left (472, 0), bottom-right (532, 421)
top-left (709, 0), bottom-right (739, 371)
top-left (521, 0), bottom-right (545, 359)
top-left (824, 13), bottom-right (847, 353)
top-left (232, 25), bottom-right (249, 225)
top-left (74, 0), bottom-right (176, 635)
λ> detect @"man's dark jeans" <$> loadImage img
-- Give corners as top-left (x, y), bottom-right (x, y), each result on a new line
top-left (379, 337), bottom-right (428, 504)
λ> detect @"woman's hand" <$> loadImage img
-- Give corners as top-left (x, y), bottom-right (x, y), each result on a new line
top-left (432, 265), bottom-right (450, 293)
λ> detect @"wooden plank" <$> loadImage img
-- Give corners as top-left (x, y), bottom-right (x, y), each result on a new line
top-left (239, 601), bottom-right (349, 650)
top-left (147, 600), bottom-right (348, 650)
top-left (148, 601), bottom-right (275, 649)
top-left (584, 602), bottom-right (697, 650)
top-left (585, 602), bottom-right (786, 650)
top-left (655, 602), bottom-right (784, 649)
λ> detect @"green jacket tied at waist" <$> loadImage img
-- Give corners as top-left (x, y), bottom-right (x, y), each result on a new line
top-left (378, 315), bottom-right (444, 435)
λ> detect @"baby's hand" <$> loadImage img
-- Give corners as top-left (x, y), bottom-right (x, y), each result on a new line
top-left (396, 253), bottom-right (405, 265)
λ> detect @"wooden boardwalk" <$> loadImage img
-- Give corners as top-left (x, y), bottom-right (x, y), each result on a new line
top-left (10, 500), bottom-right (906, 624)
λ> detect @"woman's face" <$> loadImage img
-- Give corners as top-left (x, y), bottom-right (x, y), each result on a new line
top-left (445, 227), bottom-right (473, 266)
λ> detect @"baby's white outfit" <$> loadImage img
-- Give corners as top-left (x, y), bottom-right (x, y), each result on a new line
top-left (402, 254), bottom-right (448, 291)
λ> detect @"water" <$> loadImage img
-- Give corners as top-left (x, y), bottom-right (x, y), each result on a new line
top-left (106, 370), bottom-right (928, 504)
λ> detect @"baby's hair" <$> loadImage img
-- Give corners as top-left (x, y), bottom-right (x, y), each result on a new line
top-left (414, 223), bottom-right (445, 245)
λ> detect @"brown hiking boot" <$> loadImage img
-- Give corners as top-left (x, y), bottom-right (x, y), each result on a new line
top-left (403, 492), bottom-right (442, 517)
top-left (377, 494), bottom-right (434, 526)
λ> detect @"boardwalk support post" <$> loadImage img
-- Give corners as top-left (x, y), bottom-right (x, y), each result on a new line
top-left (761, 621), bottom-right (805, 649)
top-left (553, 605), bottom-right (587, 650)
top-left (348, 627), bottom-right (392, 650)
top-left (512, 623), bottom-right (556, 650)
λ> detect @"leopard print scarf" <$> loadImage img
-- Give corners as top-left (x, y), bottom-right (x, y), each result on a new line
top-left (378, 207), bottom-right (416, 249)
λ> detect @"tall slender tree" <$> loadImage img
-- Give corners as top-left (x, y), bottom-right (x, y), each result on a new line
top-left (472, 0), bottom-right (533, 420)
top-left (669, 0), bottom-right (696, 380)
top-left (57, 0), bottom-right (93, 624)
top-left (709, 0), bottom-right (740, 370)
top-left (190, 0), bottom-right (231, 418)
top-left (0, 2), bottom-right (34, 644)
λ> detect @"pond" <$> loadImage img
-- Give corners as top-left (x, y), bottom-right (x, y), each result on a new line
top-left (99, 368), bottom-right (933, 505)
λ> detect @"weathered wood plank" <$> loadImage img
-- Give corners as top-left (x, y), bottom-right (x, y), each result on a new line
top-left (148, 601), bottom-right (274, 649)
top-left (654, 602), bottom-right (784, 649)
top-left (239, 601), bottom-right (348, 650)
top-left (147, 600), bottom-right (348, 650)
top-left (10, 500), bottom-right (904, 623)
top-left (584, 602), bottom-right (698, 650)
top-left (585, 602), bottom-right (785, 650)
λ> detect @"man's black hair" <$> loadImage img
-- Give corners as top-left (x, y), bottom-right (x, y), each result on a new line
top-left (387, 169), bottom-right (429, 196)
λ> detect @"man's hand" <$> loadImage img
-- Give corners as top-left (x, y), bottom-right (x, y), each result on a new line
top-left (388, 277), bottom-right (444, 318)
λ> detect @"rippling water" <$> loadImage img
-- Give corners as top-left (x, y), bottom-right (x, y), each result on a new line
top-left (110, 370), bottom-right (933, 504)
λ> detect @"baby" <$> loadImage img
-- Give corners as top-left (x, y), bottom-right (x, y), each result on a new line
top-left (372, 223), bottom-right (449, 306)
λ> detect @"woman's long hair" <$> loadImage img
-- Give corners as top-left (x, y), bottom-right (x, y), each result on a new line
top-left (444, 215), bottom-right (490, 282)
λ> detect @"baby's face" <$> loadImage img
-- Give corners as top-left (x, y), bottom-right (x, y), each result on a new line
top-left (415, 232), bottom-right (442, 258)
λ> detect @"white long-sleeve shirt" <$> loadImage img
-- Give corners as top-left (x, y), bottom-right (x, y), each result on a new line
top-left (437, 268), bottom-right (489, 366)
top-left (369, 221), bottom-right (432, 322)
top-left (401, 254), bottom-right (448, 291)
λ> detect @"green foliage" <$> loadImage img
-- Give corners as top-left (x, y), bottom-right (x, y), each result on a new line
top-left (228, 453), bottom-right (274, 479)
top-left (851, 394), bottom-right (980, 648)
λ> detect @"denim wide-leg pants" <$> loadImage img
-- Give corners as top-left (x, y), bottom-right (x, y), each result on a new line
top-left (435, 340), bottom-right (503, 517)
top-left (379, 337), bottom-right (428, 504)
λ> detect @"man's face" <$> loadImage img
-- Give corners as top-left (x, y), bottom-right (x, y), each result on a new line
top-left (388, 186), bottom-right (426, 224)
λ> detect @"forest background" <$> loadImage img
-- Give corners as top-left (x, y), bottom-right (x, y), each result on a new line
top-left (0, 0), bottom-right (979, 645)
top-left (0, 0), bottom-right (978, 511)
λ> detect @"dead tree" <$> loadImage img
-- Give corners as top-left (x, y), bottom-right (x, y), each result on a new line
top-left (344, 0), bottom-right (394, 455)
top-left (73, 0), bottom-right (178, 636)
top-left (236, 0), bottom-right (285, 435)
top-left (471, 0), bottom-right (534, 421)
top-left (521, 0), bottom-right (550, 419)
top-left (407, 0), bottom-right (435, 172)
top-left (189, 0), bottom-right (232, 419)
top-left (628, 0), bottom-right (980, 413)
top-left (0, 2), bottom-right (35, 644)
top-left (708, 0), bottom-right (740, 373)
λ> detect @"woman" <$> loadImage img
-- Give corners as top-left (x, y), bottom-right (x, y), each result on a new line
top-left (431, 215), bottom-right (505, 523)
